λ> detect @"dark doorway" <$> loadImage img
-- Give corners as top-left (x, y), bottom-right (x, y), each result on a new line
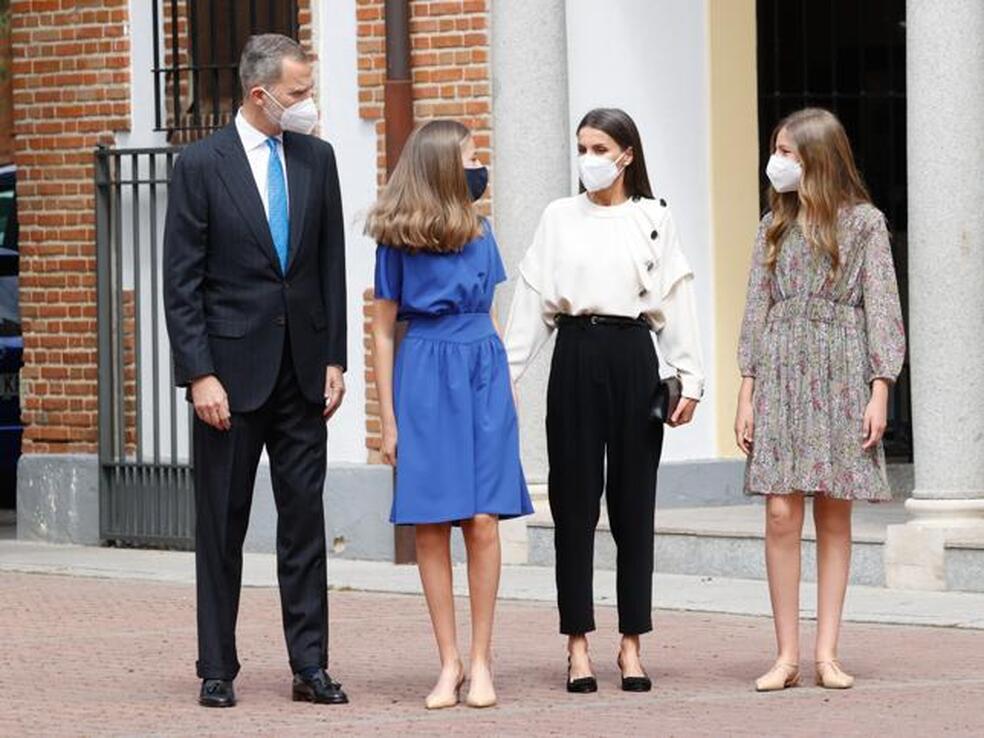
top-left (756, 0), bottom-right (911, 460)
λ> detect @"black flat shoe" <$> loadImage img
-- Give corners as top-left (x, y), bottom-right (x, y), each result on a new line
top-left (617, 653), bottom-right (652, 692)
top-left (566, 655), bottom-right (598, 693)
top-left (199, 679), bottom-right (236, 707)
top-left (292, 669), bottom-right (349, 705)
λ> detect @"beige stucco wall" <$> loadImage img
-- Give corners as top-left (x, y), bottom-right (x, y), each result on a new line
top-left (707, 0), bottom-right (760, 457)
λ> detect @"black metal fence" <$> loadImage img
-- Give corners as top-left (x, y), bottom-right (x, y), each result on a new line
top-left (756, 0), bottom-right (912, 460)
top-left (96, 145), bottom-right (194, 548)
top-left (152, 0), bottom-right (300, 136)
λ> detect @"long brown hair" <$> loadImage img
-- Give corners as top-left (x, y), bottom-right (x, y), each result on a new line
top-left (765, 108), bottom-right (870, 276)
top-left (364, 119), bottom-right (482, 253)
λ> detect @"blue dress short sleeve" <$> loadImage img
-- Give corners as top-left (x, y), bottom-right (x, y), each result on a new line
top-left (374, 244), bottom-right (402, 301)
top-left (383, 221), bottom-right (533, 525)
top-left (486, 224), bottom-right (507, 286)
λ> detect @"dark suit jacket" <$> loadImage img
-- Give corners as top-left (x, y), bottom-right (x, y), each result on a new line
top-left (163, 123), bottom-right (347, 413)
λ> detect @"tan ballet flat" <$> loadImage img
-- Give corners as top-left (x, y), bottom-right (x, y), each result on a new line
top-left (424, 665), bottom-right (465, 710)
top-left (755, 662), bottom-right (800, 692)
top-left (815, 660), bottom-right (854, 689)
top-left (465, 691), bottom-right (497, 709)
top-left (465, 666), bottom-right (496, 708)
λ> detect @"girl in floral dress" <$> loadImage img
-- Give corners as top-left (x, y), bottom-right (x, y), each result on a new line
top-left (735, 108), bottom-right (906, 692)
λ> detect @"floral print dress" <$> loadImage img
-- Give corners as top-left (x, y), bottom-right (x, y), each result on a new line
top-left (737, 203), bottom-right (906, 500)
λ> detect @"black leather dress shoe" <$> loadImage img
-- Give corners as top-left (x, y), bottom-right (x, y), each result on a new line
top-left (199, 679), bottom-right (236, 707)
top-left (292, 669), bottom-right (349, 705)
top-left (566, 656), bottom-right (598, 694)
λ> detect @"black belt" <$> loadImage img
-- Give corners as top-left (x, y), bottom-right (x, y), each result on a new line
top-left (555, 313), bottom-right (648, 328)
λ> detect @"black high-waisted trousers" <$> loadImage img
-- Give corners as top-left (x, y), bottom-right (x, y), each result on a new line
top-left (546, 316), bottom-right (665, 635)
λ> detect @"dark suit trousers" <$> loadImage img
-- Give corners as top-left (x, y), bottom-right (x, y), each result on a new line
top-left (193, 337), bottom-right (328, 680)
top-left (546, 320), bottom-right (665, 636)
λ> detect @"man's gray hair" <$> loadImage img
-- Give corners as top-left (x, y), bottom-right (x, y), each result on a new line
top-left (239, 34), bottom-right (308, 92)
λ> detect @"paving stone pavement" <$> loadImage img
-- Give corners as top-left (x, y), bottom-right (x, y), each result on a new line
top-left (2, 572), bottom-right (983, 737)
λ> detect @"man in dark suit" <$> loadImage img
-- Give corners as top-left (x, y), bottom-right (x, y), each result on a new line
top-left (164, 34), bottom-right (348, 707)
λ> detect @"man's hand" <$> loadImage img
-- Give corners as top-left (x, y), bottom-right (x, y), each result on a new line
top-left (191, 375), bottom-right (231, 431)
top-left (323, 365), bottom-right (346, 420)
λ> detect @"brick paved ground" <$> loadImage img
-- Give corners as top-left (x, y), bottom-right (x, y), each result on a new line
top-left (1, 572), bottom-right (982, 737)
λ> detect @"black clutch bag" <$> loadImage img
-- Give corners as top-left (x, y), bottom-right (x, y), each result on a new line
top-left (649, 376), bottom-right (682, 424)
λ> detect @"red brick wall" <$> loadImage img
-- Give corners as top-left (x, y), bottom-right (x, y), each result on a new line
top-left (357, 0), bottom-right (490, 188)
top-left (13, 0), bottom-right (483, 459)
top-left (12, 0), bottom-right (313, 454)
top-left (1, 1), bottom-right (13, 165)
top-left (11, 0), bottom-right (131, 453)
top-left (356, 0), bottom-right (492, 462)
top-left (297, 1), bottom-right (313, 51)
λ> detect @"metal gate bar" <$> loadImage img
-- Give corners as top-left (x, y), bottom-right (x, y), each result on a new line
top-left (96, 145), bottom-right (194, 548)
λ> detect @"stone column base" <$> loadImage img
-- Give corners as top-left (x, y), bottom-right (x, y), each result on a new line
top-left (17, 454), bottom-right (100, 545)
top-left (885, 498), bottom-right (984, 590)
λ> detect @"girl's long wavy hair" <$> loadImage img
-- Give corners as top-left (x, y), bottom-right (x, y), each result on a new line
top-left (364, 119), bottom-right (482, 253)
top-left (765, 108), bottom-right (870, 276)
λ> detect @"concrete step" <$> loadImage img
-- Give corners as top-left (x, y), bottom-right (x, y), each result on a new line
top-left (527, 499), bottom-right (984, 592)
top-left (4, 538), bottom-right (984, 628)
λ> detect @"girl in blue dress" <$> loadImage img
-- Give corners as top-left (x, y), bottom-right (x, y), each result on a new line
top-left (367, 120), bottom-right (533, 710)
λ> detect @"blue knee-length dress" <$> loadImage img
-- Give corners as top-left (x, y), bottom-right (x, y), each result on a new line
top-left (375, 221), bottom-right (533, 525)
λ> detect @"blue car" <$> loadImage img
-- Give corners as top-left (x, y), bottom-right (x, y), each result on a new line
top-left (0, 163), bottom-right (21, 510)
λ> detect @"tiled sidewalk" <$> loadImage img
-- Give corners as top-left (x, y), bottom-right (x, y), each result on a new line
top-left (2, 571), bottom-right (983, 737)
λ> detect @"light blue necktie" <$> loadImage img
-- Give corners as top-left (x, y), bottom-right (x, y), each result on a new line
top-left (266, 138), bottom-right (289, 273)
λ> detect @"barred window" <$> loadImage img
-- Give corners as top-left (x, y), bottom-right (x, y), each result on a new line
top-left (153, 0), bottom-right (300, 140)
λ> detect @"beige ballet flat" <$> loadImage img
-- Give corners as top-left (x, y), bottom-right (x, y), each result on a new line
top-left (755, 662), bottom-right (800, 692)
top-left (424, 665), bottom-right (465, 710)
top-left (465, 663), bottom-right (497, 708)
top-left (815, 660), bottom-right (854, 689)
top-left (465, 690), bottom-right (497, 709)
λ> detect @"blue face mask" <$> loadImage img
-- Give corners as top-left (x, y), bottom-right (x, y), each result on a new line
top-left (465, 166), bottom-right (488, 201)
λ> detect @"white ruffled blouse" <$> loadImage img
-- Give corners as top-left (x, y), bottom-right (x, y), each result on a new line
top-left (504, 193), bottom-right (705, 400)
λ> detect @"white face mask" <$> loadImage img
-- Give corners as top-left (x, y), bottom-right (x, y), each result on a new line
top-left (578, 150), bottom-right (628, 193)
top-left (262, 89), bottom-right (319, 135)
top-left (766, 153), bottom-right (802, 193)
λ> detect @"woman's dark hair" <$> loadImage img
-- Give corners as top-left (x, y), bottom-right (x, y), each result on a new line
top-left (576, 107), bottom-right (655, 200)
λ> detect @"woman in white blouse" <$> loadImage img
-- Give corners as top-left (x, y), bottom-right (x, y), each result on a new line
top-left (505, 108), bottom-right (704, 693)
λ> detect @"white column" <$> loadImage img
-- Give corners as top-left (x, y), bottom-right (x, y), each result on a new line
top-left (491, 0), bottom-right (571, 484)
top-left (317, 0), bottom-right (378, 463)
top-left (885, 0), bottom-right (984, 589)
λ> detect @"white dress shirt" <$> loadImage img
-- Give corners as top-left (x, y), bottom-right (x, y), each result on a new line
top-left (504, 193), bottom-right (706, 400)
top-left (234, 109), bottom-right (289, 216)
